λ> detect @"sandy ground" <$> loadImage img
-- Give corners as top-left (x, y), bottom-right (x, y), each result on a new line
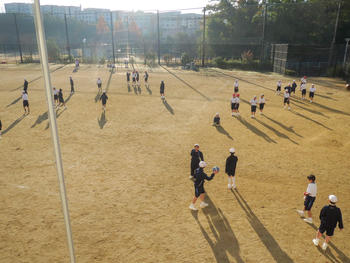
top-left (0, 63), bottom-right (350, 263)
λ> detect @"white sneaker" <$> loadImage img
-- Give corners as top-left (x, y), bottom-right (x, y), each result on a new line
top-left (297, 210), bottom-right (305, 217)
top-left (200, 202), bottom-right (208, 208)
top-left (189, 204), bottom-right (197, 210)
top-left (304, 218), bottom-right (313, 224)
top-left (322, 242), bottom-right (328, 251)
top-left (313, 238), bottom-right (319, 246)
top-left (228, 184), bottom-right (232, 189)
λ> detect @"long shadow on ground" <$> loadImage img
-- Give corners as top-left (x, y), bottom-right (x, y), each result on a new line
top-left (236, 116), bottom-right (276, 143)
top-left (232, 189), bottom-right (294, 263)
top-left (262, 115), bottom-right (303, 138)
top-left (290, 110), bottom-right (332, 131)
top-left (2, 115), bottom-right (26, 136)
top-left (6, 96), bottom-right (22, 108)
top-left (214, 125), bottom-right (233, 140)
top-left (191, 195), bottom-right (244, 263)
top-left (162, 99), bottom-right (174, 115)
top-left (98, 111), bottom-right (107, 129)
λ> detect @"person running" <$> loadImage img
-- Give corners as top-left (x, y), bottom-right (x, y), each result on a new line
top-left (213, 113), bottom-right (220, 126)
top-left (231, 94), bottom-right (236, 116)
top-left (190, 144), bottom-right (204, 180)
top-left (312, 195), bottom-right (343, 251)
top-left (225, 148), bottom-right (238, 189)
top-left (53, 87), bottom-right (59, 106)
top-left (144, 71), bottom-right (149, 86)
top-left (160, 80), bottom-right (165, 100)
top-left (23, 79), bottom-right (28, 93)
top-left (291, 80), bottom-right (297, 95)
top-left (100, 91), bottom-right (108, 111)
top-left (97, 77), bottom-right (102, 92)
top-left (259, 94), bottom-right (265, 114)
top-left (58, 88), bottom-right (66, 108)
top-left (22, 91), bottom-right (30, 114)
top-left (126, 72), bottom-right (130, 83)
top-left (283, 89), bottom-right (291, 110)
top-left (69, 76), bottom-right (74, 94)
top-left (235, 94), bottom-right (240, 116)
top-left (250, 95), bottom-right (258, 118)
top-left (309, 84), bottom-right (316, 103)
top-left (234, 79), bottom-right (239, 93)
top-left (189, 161), bottom-right (218, 210)
top-left (276, 80), bottom-right (282, 95)
top-left (297, 175), bottom-right (317, 224)
top-left (301, 82), bottom-right (307, 100)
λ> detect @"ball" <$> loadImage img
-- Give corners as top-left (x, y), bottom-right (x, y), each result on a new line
top-left (212, 166), bottom-right (220, 173)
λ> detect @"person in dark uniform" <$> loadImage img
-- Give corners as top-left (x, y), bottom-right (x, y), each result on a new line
top-left (69, 76), bottom-right (74, 94)
top-left (213, 113), bottom-right (220, 126)
top-left (225, 148), bottom-right (238, 189)
top-left (126, 72), bottom-right (130, 83)
top-left (58, 88), bottom-right (66, 108)
top-left (284, 83), bottom-right (291, 94)
top-left (160, 80), bottom-right (165, 99)
top-left (144, 71), bottom-right (149, 87)
top-left (136, 71), bottom-right (140, 83)
top-left (291, 80), bottom-right (297, 95)
top-left (313, 195), bottom-right (343, 251)
top-left (190, 144), bottom-right (204, 180)
top-left (189, 161), bottom-right (218, 210)
top-left (100, 91), bottom-right (108, 111)
top-left (23, 79), bottom-right (28, 93)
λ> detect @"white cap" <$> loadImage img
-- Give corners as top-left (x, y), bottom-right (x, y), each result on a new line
top-left (329, 195), bottom-right (338, 203)
top-left (229, 148), bottom-right (235, 153)
top-left (194, 144), bottom-right (199, 147)
top-left (216, 112), bottom-right (219, 116)
top-left (199, 161), bottom-right (207, 168)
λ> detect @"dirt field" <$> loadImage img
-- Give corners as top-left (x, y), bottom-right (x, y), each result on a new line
top-left (1, 63), bottom-right (350, 263)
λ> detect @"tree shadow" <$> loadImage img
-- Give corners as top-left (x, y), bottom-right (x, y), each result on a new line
top-left (232, 189), bottom-right (294, 263)
top-left (290, 110), bottom-right (333, 131)
top-left (2, 115), bottom-right (26, 135)
top-left (146, 84), bottom-right (152, 95)
top-left (162, 100), bottom-right (174, 115)
top-left (236, 117), bottom-right (277, 143)
top-left (214, 125), bottom-right (233, 140)
top-left (262, 115), bottom-right (303, 138)
top-left (255, 118), bottom-right (298, 145)
top-left (6, 96), bottom-right (22, 108)
top-left (191, 195), bottom-right (245, 263)
top-left (98, 111), bottom-right (107, 129)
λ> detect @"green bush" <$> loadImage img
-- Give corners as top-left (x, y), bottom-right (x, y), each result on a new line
top-left (99, 57), bottom-right (105, 65)
top-left (181, 52), bottom-right (191, 66)
top-left (285, 69), bottom-right (297, 76)
top-left (23, 56), bottom-right (34, 63)
top-left (214, 57), bottom-right (272, 71)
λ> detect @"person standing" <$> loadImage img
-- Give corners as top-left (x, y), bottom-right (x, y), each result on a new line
top-left (234, 79), bottom-right (239, 93)
top-left (231, 94), bottom-right (236, 116)
top-left (100, 91), bottom-right (108, 111)
top-left (283, 89), bottom-right (291, 110)
top-left (313, 195), bottom-right (343, 251)
top-left (160, 80), bottom-right (165, 100)
top-left (23, 79), bottom-right (28, 93)
top-left (213, 113), bottom-right (220, 126)
top-left (97, 77), bottom-right (102, 92)
top-left (144, 71), bottom-right (149, 87)
top-left (301, 82), bottom-right (307, 100)
top-left (22, 91), bottom-right (30, 114)
top-left (58, 88), bottom-right (66, 108)
top-left (284, 83), bottom-right (291, 94)
top-left (309, 84), bottom-right (316, 103)
top-left (225, 148), bottom-right (238, 189)
top-left (126, 72), bottom-right (130, 83)
top-left (250, 95), bottom-right (258, 118)
top-left (69, 76), bottom-right (74, 94)
top-left (259, 94), bottom-right (265, 114)
top-left (276, 80), bottom-right (282, 95)
top-left (190, 144), bottom-right (204, 180)
top-left (297, 175), bottom-right (317, 224)
top-left (235, 94), bottom-right (240, 116)
top-left (53, 87), bottom-right (59, 107)
top-left (291, 80), bottom-right (297, 95)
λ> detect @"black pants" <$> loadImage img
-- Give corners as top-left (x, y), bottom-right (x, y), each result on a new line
top-left (71, 85), bottom-right (74, 92)
top-left (191, 161), bottom-right (199, 176)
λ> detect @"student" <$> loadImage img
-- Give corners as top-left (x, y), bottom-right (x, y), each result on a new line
top-left (189, 161), bottom-right (218, 210)
top-left (160, 80), bottom-right (165, 99)
top-left (97, 78), bottom-right (102, 92)
top-left (259, 94), bottom-right (265, 114)
top-left (213, 113), bottom-right (220, 126)
top-left (301, 82), bottom-right (307, 100)
top-left (283, 89), bottom-right (291, 110)
top-left (0, 119), bottom-right (2, 138)
top-left (69, 76), bottom-right (74, 94)
top-left (231, 94), bottom-right (236, 116)
top-left (144, 71), bottom-right (149, 86)
top-left (75, 58), bottom-right (79, 68)
top-left (126, 72), bottom-right (130, 83)
top-left (58, 89), bottom-right (66, 108)
top-left (313, 195), bottom-right (343, 251)
top-left (136, 71), bottom-right (140, 83)
top-left (291, 80), bottom-right (297, 95)
top-left (22, 91), bottom-right (30, 114)
top-left (23, 79), bottom-right (28, 93)
top-left (276, 80), bottom-right (282, 95)
top-left (284, 83), bottom-right (291, 94)
top-left (235, 94), bottom-right (240, 116)
top-left (225, 148), bottom-right (238, 189)
top-left (309, 84), bottom-right (316, 103)
top-left (100, 91), bottom-right (108, 111)
top-left (250, 95), bottom-right (258, 118)
top-left (132, 71), bottom-right (136, 85)
top-left (53, 87), bottom-right (59, 106)
top-left (300, 76), bottom-right (307, 86)
top-left (297, 175), bottom-right (317, 224)
top-left (190, 144), bottom-right (204, 180)
top-left (234, 79), bottom-right (239, 93)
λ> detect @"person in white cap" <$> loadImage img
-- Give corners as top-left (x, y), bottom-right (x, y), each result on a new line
top-left (250, 95), bottom-right (258, 118)
top-left (190, 144), bottom-right (204, 180)
top-left (189, 161), bottom-right (218, 210)
top-left (213, 113), bottom-right (220, 126)
top-left (297, 174), bottom-right (317, 224)
top-left (313, 195), bottom-right (344, 250)
top-left (309, 84), bottom-right (316, 103)
top-left (283, 89), bottom-right (291, 110)
top-left (22, 91), bottom-right (30, 115)
top-left (97, 77), bottom-right (102, 92)
top-left (276, 80), bottom-right (282, 95)
top-left (225, 148), bottom-right (238, 189)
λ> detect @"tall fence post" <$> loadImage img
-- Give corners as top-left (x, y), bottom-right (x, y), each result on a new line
top-left (13, 13), bottom-right (23, 63)
top-left (202, 7), bottom-right (206, 67)
top-left (110, 11), bottom-right (115, 64)
top-left (328, 0), bottom-right (342, 70)
top-left (260, 1), bottom-right (267, 63)
top-left (64, 14), bottom-right (71, 62)
top-left (157, 10), bottom-right (160, 65)
top-left (127, 15), bottom-right (130, 60)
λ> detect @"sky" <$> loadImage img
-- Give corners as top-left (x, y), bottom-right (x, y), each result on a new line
top-left (1, 0), bottom-right (212, 12)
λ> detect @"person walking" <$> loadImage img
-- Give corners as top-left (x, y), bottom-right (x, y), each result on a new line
top-left (225, 148), bottom-right (238, 189)
top-left (100, 91), bottom-right (108, 111)
top-left (297, 175), bottom-right (317, 224)
top-left (70, 76), bottom-right (74, 94)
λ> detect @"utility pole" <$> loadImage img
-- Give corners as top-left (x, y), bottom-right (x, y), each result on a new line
top-left (328, 0), bottom-right (342, 69)
top-left (127, 16), bottom-right (130, 60)
top-left (110, 11), bottom-right (115, 64)
top-left (343, 38), bottom-right (350, 72)
top-left (64, 14), bottom-right (71, 62)
top-left (13, 13), bottom-right (23, 63)
top-left (157, 10), bottom-right (161, 65)
top-left (260, 1), bottom-right (267, 62)
top-left (202, 7), bottom-right (206, 67)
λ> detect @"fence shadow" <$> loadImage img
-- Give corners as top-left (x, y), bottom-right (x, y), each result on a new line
top-left (98, 111), bottom-right (107, 129)
top-left (255, 118), bottom-right (298, 144)
top-left (191, 195), bottom-right (244, 263)
top-left (214, 125), bottom-right (233, 140)
top-left (236, 117), bottom-right (276, 143)
top-left (2, 115), bottom-right (26, 135)
top-left (262, 115), bottom-right (303, 138)
top-left (6, 96), bottom-right (22, 108)
top-left (232, 189), bottom-right (294, 263)
top-left (162, 99), bottom-right (174, 115)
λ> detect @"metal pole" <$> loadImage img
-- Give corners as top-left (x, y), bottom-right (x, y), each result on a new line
top-left (157, 10), bottom-right (160, 65)
top-left (328, 0), bottom-right (342, 68)
top-left (64, 14), bottom-right (71, 62)
top-left (343, 38), bottom-right (350, 69)
top-left (260, 2), bottom-right (267, 62)
top-left (127, 16), bottom-right (130, 60)
top-left (202, 7), bottom-right (206, 67)
top-left (13, 13), bottom-right (23, 63)
top-left (32, 1), bottom-right (76, 263)
top-left (110, 11), bottom-right (115, 64)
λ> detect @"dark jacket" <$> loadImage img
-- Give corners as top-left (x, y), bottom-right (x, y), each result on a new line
top-left (213, 116), bottom-right (220, 124)
top-left (194, 168), bottom-right (215, 187)
top-left (100, 93), bottom-right (108, 104)
top-left (320, 205), bottom-right (343, 229)
top-left (127, 72), bottom-right (130, 81)
top-left (191, 149), bottom-right (204, 163)
top-left (225, 154), bottom-right (238, 175)
top-left (70, 78), bottom-right (74, 87)
top-left (0, 120), bottom-right (2, 130)
top-left (160, 82), bottom-right (165, 93)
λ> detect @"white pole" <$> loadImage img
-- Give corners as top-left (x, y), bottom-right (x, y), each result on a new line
top-left (32, 1), bottom-right (76, 262)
